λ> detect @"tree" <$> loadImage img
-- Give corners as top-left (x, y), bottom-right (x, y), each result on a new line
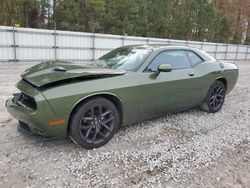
top-left (1, 0), bottom-right (250, 44)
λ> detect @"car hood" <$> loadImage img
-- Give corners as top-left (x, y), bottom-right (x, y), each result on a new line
top-left (21, 61), bottom-right (126, 87)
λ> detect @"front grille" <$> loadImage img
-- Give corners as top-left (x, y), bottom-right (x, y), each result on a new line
top-left (12, 93), bottom-right (37, 110)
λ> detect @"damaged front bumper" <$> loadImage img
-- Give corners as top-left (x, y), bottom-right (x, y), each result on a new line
top-left (5, 79), bottom-right (68, 139)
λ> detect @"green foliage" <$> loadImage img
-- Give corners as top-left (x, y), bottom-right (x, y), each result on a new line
top-left (0, 0), bottom-right (249, 44)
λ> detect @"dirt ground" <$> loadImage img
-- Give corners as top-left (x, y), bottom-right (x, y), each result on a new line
top-left (0, 61), bottom-right (249, 188)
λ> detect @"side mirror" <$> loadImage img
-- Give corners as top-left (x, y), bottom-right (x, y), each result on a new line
top-left (158, 64), bottom-right (172, 72)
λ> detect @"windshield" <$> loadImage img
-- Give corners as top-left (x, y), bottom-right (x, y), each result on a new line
top-left (89, 47), bottom-right (152, 71)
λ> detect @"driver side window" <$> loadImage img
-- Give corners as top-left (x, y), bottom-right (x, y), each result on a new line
top-left (147, 50), bottom-right (190, 72)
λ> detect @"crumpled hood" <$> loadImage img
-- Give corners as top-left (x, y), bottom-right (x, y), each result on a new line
top-left (21, 61), bottom-right (126, 87)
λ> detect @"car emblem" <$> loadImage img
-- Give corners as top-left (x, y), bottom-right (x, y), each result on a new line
top-left (219, 63), bottom-right (224, 69)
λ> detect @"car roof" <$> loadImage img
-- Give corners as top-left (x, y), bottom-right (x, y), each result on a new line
top-left (126, 44), bottom-right (198, 51)
top-left (126, 44), bottom-right (215, 62)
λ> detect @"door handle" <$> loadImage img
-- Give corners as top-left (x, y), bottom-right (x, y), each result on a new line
top-left (188, 72), bottom-right (195, 76)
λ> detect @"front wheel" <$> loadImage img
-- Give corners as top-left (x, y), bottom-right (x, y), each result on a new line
top-left (69, 97), bottom-right (120, 149)
top-left (201, 80), bottom-right (226, 113)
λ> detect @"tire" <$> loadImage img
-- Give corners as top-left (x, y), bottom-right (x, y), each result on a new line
top-left (201, 80), bottom-right (226, 113)
top-left (69, 97), bottom-right (120, 149)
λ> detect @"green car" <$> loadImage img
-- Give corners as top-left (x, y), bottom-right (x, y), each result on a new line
top-left (6, 45), bottom-right (238, 148)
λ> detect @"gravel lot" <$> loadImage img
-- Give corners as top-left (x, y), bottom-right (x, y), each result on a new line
top-left (0, 61), bottom-right (249, 188)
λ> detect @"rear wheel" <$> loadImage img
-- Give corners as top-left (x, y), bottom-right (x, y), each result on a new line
top-left (69, 97), bottom-right (119, 149)
top-left (201, 80), bottom-right (226, 113)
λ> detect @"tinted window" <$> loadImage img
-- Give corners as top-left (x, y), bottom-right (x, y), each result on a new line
top-left (186, 51), bottom-right (203, 67)
top-left (147, 50), bottom-right (190, 72)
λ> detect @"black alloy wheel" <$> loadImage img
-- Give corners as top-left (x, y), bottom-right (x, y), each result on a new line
top-left (69, 97), bottom-right (119, 149)
top-left (202, 80), bottom-right (226, 113)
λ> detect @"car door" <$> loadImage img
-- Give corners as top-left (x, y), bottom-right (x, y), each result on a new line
top-left (137, 50), bottom-right (203, 120)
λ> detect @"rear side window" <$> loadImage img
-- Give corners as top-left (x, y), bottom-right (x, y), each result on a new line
top-left (147, 50), bottom-right (190, 72)
top-left (186, 51), bottom-right (203, 67)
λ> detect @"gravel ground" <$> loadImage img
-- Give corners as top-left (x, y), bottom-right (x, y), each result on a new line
top-left (0, 61), bottom-right (249, 188)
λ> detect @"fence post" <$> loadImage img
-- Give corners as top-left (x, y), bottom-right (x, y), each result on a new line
top-left (215, 43), bottom-right (218, 59)
top-left (53, 28), bottom-right (57, 61)
top-left (235, 45), bottom-right (239, 60)
top-left (225, 44), bottom-right (229, 60)
top-left (122, 35), bottom-right (125, 46)
top-left (51, 24), bottom-right (58, 61)
top-left (245, 46), bottom-right (249, 60)
top-left (92, 32), bottom-right (95, 61)
top-left (12, 26), bottom-right (17, 63)
top-left (146, 37), bottom-right (149, 45)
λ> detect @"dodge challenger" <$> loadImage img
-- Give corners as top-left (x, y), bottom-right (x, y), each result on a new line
top-left (6, 45), bottom-right (238, 148)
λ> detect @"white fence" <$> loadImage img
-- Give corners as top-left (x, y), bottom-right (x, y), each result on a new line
top-left (0, 25), bottom-right (250, 62)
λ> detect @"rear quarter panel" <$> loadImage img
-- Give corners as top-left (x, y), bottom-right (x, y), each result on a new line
top-left (191, 61), bottom-right (224, 101)
top-left (221, 62), bottom-right (239, 94)
top-left (190, 60), bottom-right (238, 103)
